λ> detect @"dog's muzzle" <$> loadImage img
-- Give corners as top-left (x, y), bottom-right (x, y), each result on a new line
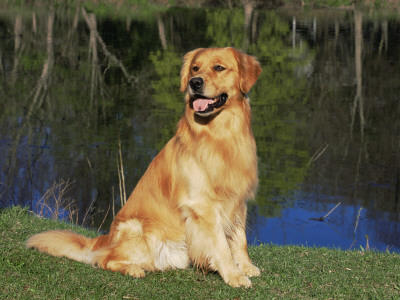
top-left (191, 93), bottom-right (228, 115)
top-left (189, 77), bottom-right (228, 116)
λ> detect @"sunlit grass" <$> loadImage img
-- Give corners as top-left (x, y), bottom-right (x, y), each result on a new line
top-left (1, 206), bottom-right (400, 299)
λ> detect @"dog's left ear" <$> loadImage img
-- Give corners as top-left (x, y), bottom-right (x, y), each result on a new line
top-left (180, 48), bottom-right (204, 92)
top-left (237, 51), bottom-right (262, 95)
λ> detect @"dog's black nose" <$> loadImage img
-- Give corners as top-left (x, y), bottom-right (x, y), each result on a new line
top-left (189, 77), bottom-right (203, 91)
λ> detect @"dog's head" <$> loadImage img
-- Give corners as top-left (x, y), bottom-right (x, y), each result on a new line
top-left (180, 47), bottom-right (262, 117)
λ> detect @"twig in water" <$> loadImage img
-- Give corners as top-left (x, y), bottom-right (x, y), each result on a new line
top-left (353, 206), bottom-right (363, 238)
top-left (87, 157), bottom-right (93, 172)
top-left (308, 144), bottom-right (329, 167)
top-left (349, 206), bottom-right (363, 250)
top-left (310, 202), bottom-right (341, 222)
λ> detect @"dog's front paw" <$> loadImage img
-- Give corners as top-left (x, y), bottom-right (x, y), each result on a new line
top-left (227, 274), bottom-right (252, 288)
top-left (240, 263), bottom-right (260, 277)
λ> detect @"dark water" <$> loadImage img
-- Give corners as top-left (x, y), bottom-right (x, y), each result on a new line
top-left (1, 5), bottom-right (399, 252)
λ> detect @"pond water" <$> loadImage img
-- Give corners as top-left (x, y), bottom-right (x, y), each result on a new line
top-left (1, 5), bottom-right (399, 252)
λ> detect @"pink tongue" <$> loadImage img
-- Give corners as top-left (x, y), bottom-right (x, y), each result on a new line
top-left (193, 99), bottom-right (215, 112)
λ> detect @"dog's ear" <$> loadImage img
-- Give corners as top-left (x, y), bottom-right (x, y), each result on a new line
top-left (180, 48), bottom-right (203, 92)
top-left (237, 51), bottom-right (262, 95)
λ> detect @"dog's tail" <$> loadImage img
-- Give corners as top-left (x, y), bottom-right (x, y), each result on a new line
top-left (26, 230), bottom-right (103, 264)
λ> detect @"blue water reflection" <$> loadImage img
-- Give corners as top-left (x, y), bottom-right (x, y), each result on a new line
top-left (249, 192), bottom-right (399, 252)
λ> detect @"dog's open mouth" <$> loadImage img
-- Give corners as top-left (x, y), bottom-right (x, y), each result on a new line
top-left (192, 93), bottom-right (228, 115)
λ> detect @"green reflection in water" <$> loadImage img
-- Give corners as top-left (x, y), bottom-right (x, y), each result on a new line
top-left (1, 5), bottom-right (310, 225)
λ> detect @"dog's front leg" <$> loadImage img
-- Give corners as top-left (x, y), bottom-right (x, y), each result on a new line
top-left (228, 206), bottom-right (261, 278)
top-left (184, 205), bottom-right (252, 288)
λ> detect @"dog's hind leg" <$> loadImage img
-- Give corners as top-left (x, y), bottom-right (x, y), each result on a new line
top-left (92, 219), bottom-right (155, 277)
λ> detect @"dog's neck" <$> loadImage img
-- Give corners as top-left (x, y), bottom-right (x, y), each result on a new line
top-left (174, 95), bottom-right (257, 202)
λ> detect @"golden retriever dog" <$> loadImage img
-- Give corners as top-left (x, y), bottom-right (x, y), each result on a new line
top-left (27, 47), bottom-right (262, 288)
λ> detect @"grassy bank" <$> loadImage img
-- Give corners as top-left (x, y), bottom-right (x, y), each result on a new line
top-left (1, 206), bottom-right (399, 299)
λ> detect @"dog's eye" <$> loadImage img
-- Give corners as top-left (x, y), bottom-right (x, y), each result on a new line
top-left (192, 66), bottom-right (199, 72)
top-left (214, 65), bottom-right (226, 71)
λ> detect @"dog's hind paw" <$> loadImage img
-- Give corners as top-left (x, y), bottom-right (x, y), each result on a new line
top-left (126, 265), bottom-right (146, 278)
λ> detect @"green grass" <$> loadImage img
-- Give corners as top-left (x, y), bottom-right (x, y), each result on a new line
top-left (1, 206), bottom-right (400, 299)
